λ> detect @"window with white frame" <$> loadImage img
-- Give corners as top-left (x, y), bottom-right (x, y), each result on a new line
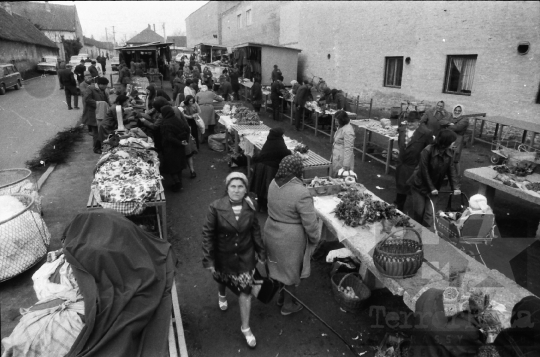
top-left (237, 14), bottom-right (242, 29)
top-left (443, 55), bottom-right (477, 95)
top-left (246, 9), bottom-right (252, 26)
top-left (384, 57), bottom-right (403, 88)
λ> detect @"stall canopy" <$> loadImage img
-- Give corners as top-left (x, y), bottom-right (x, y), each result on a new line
top-left (194, 43), bottom-right (228, 63)
top-left (231, 42), bottom-right (301, 86)
top-left (115, 41), bottom-right (173, 73)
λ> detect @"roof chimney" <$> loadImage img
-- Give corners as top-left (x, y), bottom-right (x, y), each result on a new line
top-left (45, 1), bottom-right (51, 12)
top-left (2, 2), bottom-right (12, 16)
top-left (153, 24), bottom-right (156, 32)
top-left (148, 24), bottom-right (151, 29)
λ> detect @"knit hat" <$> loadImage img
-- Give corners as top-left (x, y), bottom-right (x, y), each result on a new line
top-left (225, 172), bottom-right (248, 188)
top-left (469, 194), bottom-right (488, 212)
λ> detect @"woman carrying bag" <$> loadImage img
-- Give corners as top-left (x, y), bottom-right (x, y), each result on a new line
top-left (202, 172), bottom-right (267, 349)
top-left (181, 95), bottom-right (204, 150)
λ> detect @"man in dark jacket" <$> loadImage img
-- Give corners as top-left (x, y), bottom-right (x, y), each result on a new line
top-left (58, 64), bottom-right (79, 110)
top-left (270, 75), bottom-right (284, 121)
top-left (229, 67), bottom-right (240, 100)
top-left (294, 82), bottom-right (312, 130)
top-left (88, 61), bottom-right (99, 79)
top-left (219, 77), bottom-right (233, 101)
top-left (74, 59), bottom-right (86, 85)
top-left (172, 77), bottom-right (186, 105)
top-left (271, 65), bottom-right (282, 83)
top-left (331, 89), bottom-right (349, 112)
top-left (420, 101), bottom-right (450, 137)
top-left (99, 55), bottom-right (107, 75)
top-left (394, 112), bottom-right (433, 211)
top-left (83, 77), bottom-right (110, 154)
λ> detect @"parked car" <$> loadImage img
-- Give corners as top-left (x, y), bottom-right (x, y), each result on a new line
top-left (0, 63), bottom-right (22, 95)
top-left (69, 54), bottom-right (90, 67)
top-left (110, 57), bottom-right (120, 72)
top-left (37, 56), bottom-right (59, 73)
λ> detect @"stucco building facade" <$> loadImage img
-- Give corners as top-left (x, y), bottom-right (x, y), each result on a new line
top-left (186, 1), bottom-right (540, 125)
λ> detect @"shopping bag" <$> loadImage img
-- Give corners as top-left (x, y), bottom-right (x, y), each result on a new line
top-left (194, 114), bottom-right (206, 134)
top-left (252, 264), bottom-right (281, 304)
top-left (185, 134), bottom-right (198, 156)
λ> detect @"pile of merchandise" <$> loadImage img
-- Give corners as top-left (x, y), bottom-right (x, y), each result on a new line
top-left (334, 189), bottom-right (411, 228)
top-left (233, 107), bottom-right (261, 125)
top-left (92, 139), bottom-right (162, 215)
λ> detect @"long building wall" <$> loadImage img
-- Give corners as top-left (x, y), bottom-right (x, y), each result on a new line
top-left (0, 40), bottom-right (59, 74)
top-left (187, 1), bottom-right (540, 124)
top-left (186, 1), bottom-right (222, 48)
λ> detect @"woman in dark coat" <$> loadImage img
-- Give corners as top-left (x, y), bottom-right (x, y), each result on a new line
top-left (99, 95), bottom-right (137, 142)
top-left (394, 111), bottom-right (433, 211)
top-left (202, 172), bottom-right (266, 349)
top-left (407, 129), bottom-right (461, 229)
top-left (159, 105), bottom-right (190, 192)
top-left (249, 128), bottom-right (292, 211)
top-left (230, 67), bottom-right (240, 100)
top-left (250, 78), bottom-right (263, 113)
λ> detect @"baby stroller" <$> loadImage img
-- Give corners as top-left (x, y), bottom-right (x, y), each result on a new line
top-left (428, 191), bottom-right (498, 264)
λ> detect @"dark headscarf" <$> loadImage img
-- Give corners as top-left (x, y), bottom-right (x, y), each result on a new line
top-left (254, 128), bottom-right (292, 168)
top-left (275, 155), bottom-right (303, 187)
top-left (146, 85), bottom-right (156, 102)
top-left (156, 89), bottom-right (171, 101)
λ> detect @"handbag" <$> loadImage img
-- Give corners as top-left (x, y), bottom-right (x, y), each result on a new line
top-left (194, 113), bottom-right (206, 134)
top-left (185, 134), bottom-right (198, 156)
top-left (252, 263), bottom-right (282, 304)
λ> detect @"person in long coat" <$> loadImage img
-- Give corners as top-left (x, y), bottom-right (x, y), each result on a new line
top-left (394, 112), bottom-right (433, 211)
top-left (447, 104), bottom-right (469, 175)
top-left (83, 77), bottom-right (110, 154)
top-left (270, 76), bottom-right (284, 121)
top-left (331, 111), bottom-right (356, 176)
top-left (230, 67), bottom-right (240, 100)
top-left (263, 155), bottom-right (320, 316)
top-left (202, 172), bottom-right (266, 349)
top-left (195, 85), bottom-right (223, 137)
top-left (420, 100), bottom-right (451, 137)
top-left (159, 105), bottom-right (190, 192)
top-left (250, 78), bottom-right (263, 113)
top-left (180, 95), bottom-right (202, 149)
top-left (249, 128), bottom-right (292, 211)
top-left (407, 130), bottom-right (461, 229)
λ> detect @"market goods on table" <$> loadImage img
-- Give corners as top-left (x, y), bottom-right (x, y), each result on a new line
top-left (334, 189), bottom-right (411, 228)
top-left (304, 177), bottom-right (346, 196)
top-left (232, 107), bottom-right (261, 125)
top-left (493, 161), bottom-right (536, 177)
top-left (294, 143), bottom-right (310, 160)
top-left (524, 182), bottom-right (540, 192)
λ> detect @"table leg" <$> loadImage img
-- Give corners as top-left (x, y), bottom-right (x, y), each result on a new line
top-left (362, 129), bottom-right (369, 162)
top-left (314, 112), bottom-right (319, 136)
top-left (385, 139), bottom-right (394, 174)
top-left (477, 183), bottom-right (496, 206)
top-left (162, 204), bottom-right (167, 241)
top-left (471, 118), bottom-right (477, 146)
top-left (329, 114), bottom-right (335, 143)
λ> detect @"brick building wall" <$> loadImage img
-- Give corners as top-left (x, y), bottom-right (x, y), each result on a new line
top-left (286, 1), bottom-right (540, 124)
top-left (220, 1), bottom-right (281, 47)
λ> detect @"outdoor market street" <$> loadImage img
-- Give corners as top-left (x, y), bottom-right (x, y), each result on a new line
top-left (0, 74), bottom-right (83, 169)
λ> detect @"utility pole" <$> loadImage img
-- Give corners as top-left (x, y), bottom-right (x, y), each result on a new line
top-left (112, 26), bottom-right (116, 46)
top-left (162, 23), bottom-right (166, 43)
top-left (105, 27), bottom-right (108, 42)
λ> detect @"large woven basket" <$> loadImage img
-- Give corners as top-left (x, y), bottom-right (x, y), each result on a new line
top-left (0, 194), bottom-right (50, 282)
top-left (0, 168), bottom-right (32, 192)
top-left (373, 228), bottom-right (423, 279)
top-left (331, 273), bottom-right (371, 313)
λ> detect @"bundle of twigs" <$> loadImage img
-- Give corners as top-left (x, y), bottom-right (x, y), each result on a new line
top-left (26, 126), bottom-right (85, 169)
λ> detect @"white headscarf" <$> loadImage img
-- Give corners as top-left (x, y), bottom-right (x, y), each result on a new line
top-left (452, 104), bottom-right (464, 118)
top-left (200, 85), bottom-right (208, 92)
top-left (290, 80), bottom-right (298, 85)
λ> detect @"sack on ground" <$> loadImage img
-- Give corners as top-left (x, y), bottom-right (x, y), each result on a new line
top-left (208, 133), bottom-right (226, 152)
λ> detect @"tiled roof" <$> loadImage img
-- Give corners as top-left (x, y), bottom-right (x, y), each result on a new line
top-left (83, 36), bottom-right (114, 50)
top-left (11, 2), bottom-right (78, 32)
top-left (0, 7), bottom-right (59, 49)
top-left (127, 26), bottom-right (164, 44)
top-left (166, 36), bottom-right (187, 47)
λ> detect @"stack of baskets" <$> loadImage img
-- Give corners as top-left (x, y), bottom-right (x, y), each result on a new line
top-left (373, 228), bottom-right (424, 279)
top-left (1, 169), bottom-right (50, 282)
top-left (330, 272), bottom-right (371, 313)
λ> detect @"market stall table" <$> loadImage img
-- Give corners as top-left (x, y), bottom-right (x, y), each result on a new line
top-left (350, 119), bottom-right (398, 174)
top-left (239, 80), bottom-right (253, 101)
top-left (223, 122), bottom-right (271, 154)
top-left (262, 89), bottom-right (271, 113)
top-left (313, 192), bottom-right (534, 329)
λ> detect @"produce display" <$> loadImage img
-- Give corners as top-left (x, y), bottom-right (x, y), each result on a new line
top-left (306, 177), bottom-right (342, 188)
top-left (524, 182), bottom-right (540, 192)
top-left (494, 174), bottom-right (520, 188)
top-left (294, 143), bottom-right (309, 154)
top-left (233, 107), bottom-right (261, 125)
top-left (280, 89), bottom-right (292, 101)
top-left (493, 161), bottom-right (536, 177)
top-left (362, 121), bottom-right (398, 138)
top-left (334, 189), bottom-right (411, 227)
top-left (338, 286), bottom-right (359, 299)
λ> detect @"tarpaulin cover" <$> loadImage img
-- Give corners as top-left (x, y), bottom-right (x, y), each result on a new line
top-left (63, 210), bottom-right (176, 357)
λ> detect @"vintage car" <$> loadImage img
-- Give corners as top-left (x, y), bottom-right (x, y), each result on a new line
top-left (37, 56), bottom-right (59, 73)
top-left (68, 54), bottom-right (90, 67)
top-left (110, 57), bottom-right (120, 72)
top-left (0, 63), bottom-right (22, 95)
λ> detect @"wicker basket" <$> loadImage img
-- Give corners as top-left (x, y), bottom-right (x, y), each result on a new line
top-left (0, 168), bottom-right (32, 192)
top-left (0, 194), bottom-right (50, 282)
top-left (330, 273), bottom-right (371, 313)
top-left (373, 228), bottom-right (423, 279)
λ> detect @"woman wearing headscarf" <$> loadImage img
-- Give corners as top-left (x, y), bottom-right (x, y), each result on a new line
top-left (202, 172), bottom-right (266, 349)
top-left (331, 110), bottom-right (356, 176)
top-left (99, 95), bottom-right (137, 142)
top-left (181, 95), bottom-right (202, 150)
top-left (291, 80), bottom-right (301, 95)
top-left (263, 155), bottom-right (320, 315)
top-left (139, 97), bottom-right (170, 151)
top-left (203, 66), bottom-right (213, 88)
top-left (249, 128), bottom-right (292, 211)
top-left (159, 105), bottom-right (190, 192)
top-left (184, 79), bottom-right (196, 98)
top-left (407, 129), bottom-right (461, 229)
top-left (146, 85), bottom-right (157, 111)
top-left (250, 78), bottom-right (263, 113)
top-left (196, 85), bottom-right (223, 139)
top-left (447, 104), bottom-right (469, 175)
